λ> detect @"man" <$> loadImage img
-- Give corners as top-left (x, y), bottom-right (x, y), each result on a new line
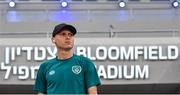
top-left (33, 23), bottom-right (101, 94)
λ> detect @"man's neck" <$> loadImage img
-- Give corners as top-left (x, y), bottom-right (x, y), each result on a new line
top-left (57, 50), bottom-right (73, 59)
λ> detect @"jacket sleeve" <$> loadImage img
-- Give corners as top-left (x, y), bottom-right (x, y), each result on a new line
top-left (33, 63), bottom-right (47, 94)
top-left (83, 57), bottom-right (101, 89)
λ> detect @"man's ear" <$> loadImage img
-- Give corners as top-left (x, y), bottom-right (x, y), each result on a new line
top-left (52, 38), bottom-right (55, 43)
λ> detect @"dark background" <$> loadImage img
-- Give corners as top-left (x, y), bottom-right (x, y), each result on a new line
top-left (0, 84), bottom-right (180, 94)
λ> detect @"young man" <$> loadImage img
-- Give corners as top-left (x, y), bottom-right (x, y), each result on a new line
top-left (33, 23), bottom-right (101, 94)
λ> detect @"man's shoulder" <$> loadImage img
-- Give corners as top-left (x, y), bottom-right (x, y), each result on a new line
top-left (74, 54), bottom-right (93, 66)
top-left (74, 54), bottom-right (91, 61)
top-left (41, 57), bottom-right (57, 66)
top-left (38, 58), bottom-right (57, 71)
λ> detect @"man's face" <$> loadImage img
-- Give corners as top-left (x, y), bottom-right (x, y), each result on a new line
top-left (52, 30), bottom-right (74, 51)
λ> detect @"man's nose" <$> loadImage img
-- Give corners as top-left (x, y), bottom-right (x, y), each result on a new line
top-left (65, 34), bottom-right (71, 38)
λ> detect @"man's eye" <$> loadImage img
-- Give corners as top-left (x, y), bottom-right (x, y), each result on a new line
top-left (61, 33), bottom-right (66, 36)
top-left (68, 33), bottom-right (73, 36)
